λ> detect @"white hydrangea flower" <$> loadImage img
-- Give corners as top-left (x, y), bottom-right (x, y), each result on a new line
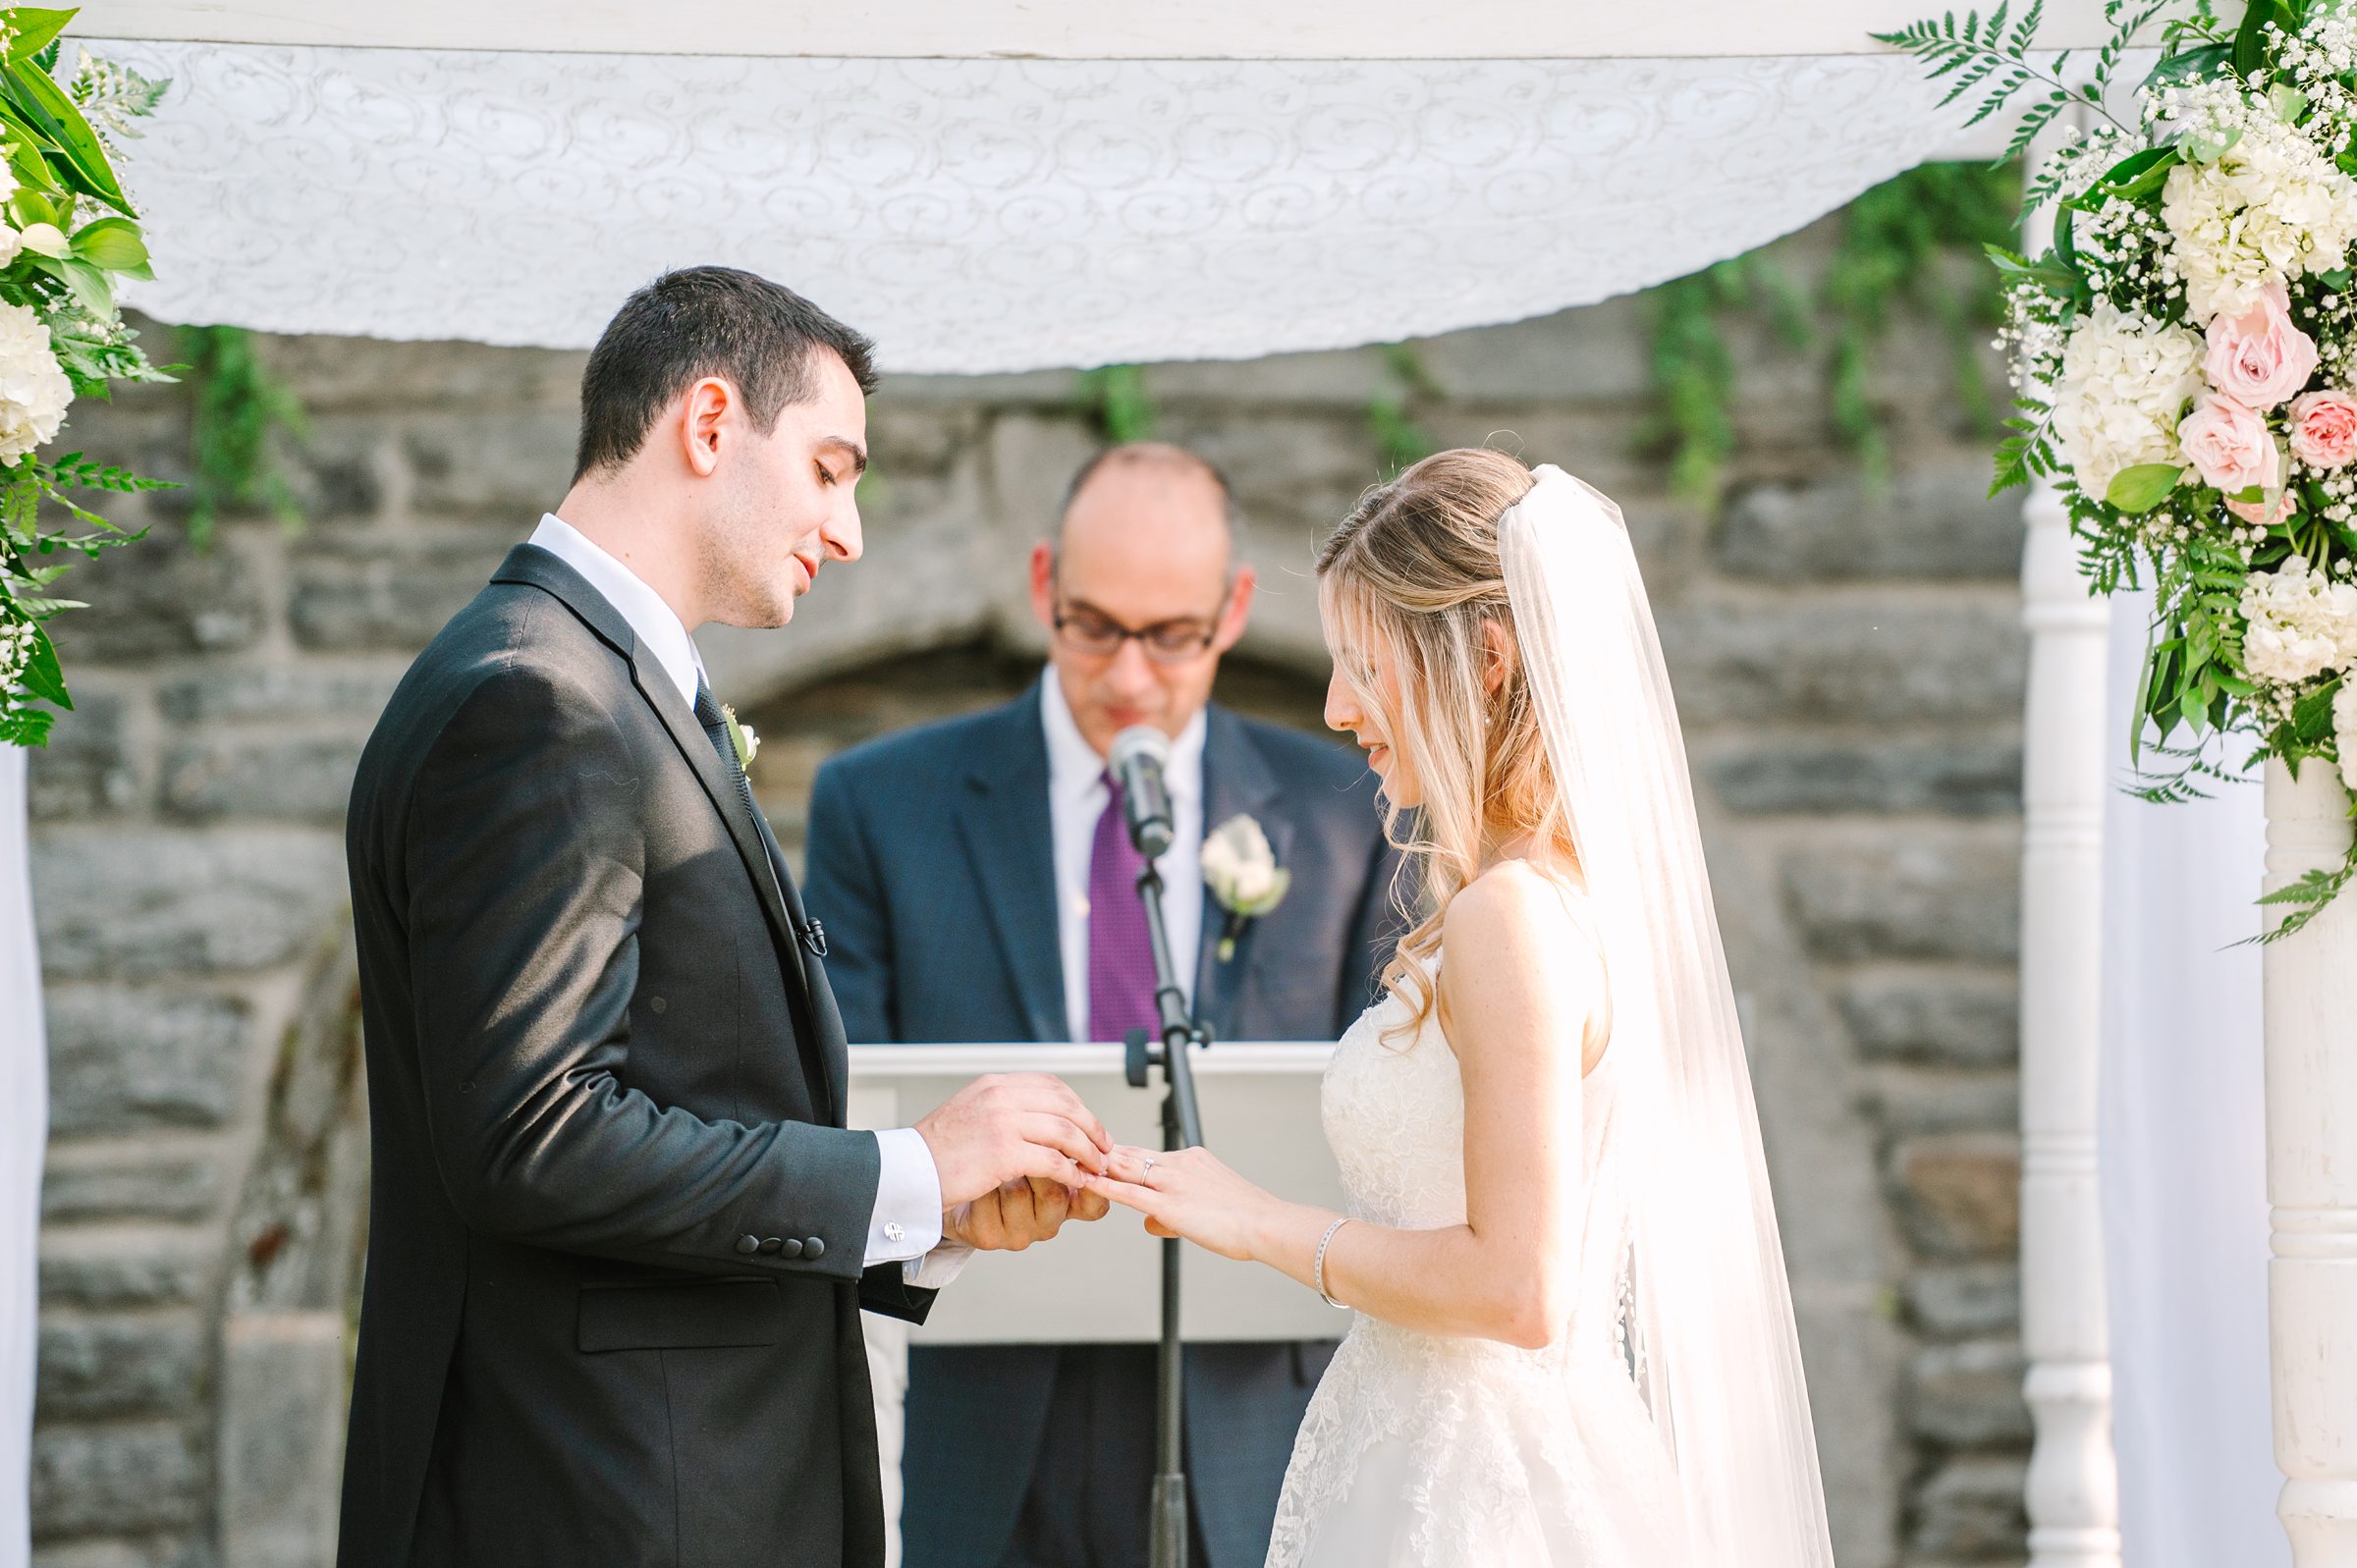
top-left (2241, 555), bottom-right (2357, 685)
top-left (0, 301), bottom-right (73, 462)
top-left (2051, 302), bottom-right (2206, 499)
top-left (2162, 102), bottom-right (2357, 323)
top-left (2337, 677), bottom-right (2357, 792)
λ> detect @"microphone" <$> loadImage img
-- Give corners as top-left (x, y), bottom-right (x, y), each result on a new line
top-left (1109, 725), bottom-right (1176, 858)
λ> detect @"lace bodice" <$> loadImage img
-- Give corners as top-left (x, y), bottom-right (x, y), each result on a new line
top-left (1267, 944), bottom-right (1686, 1567)
top-left (1317, 948), bottom-right (1629, 1366)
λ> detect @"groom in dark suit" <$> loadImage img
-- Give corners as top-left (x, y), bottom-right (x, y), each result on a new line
top-left (338, 269), bottom-right (1114, 1568)
top-left (805, 444), bottom-right (1402, 1568)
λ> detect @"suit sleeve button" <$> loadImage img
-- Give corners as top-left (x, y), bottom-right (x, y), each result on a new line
top-left (734, 1234), bottom-right (762, 1256)
top-left (803, 1237), bottom-right (825, 1261)
top-left (778, 1237), bottom-right (804, 1260)
top-left (757, 1237), bottom-right (783, 1255)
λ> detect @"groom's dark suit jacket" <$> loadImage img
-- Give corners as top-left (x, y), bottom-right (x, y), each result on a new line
top-left (804, 680), bottom-right (1400, 1568)
top-left (338, 544), bottom-right (934, 1568)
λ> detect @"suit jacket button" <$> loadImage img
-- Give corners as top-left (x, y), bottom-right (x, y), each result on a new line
top-left (757, 1237), bottom-right (783, 1255)
top-left (802, 1237), bottom-right (825, 1261)
top-left (734, 1234), bottom-right (762, 1256)
top-left (778, 1237), bottom-right (804, 1260)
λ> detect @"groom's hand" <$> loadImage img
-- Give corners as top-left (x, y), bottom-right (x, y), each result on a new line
top-left (944, 1175), bottom-right (1112, 1252)
top-left (914, 1073), bottom-right (1112, 1206)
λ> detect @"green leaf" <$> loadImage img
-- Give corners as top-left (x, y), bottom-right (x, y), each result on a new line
top-left (7, 187), bottom-right (56, 230)
top-left (0, 50), bottom-right (130, 215)
top-left (2072, 142), bottom-right (2179, 206)
top-left (2185, 123), bottom-right (2244, 162)
top-left (53, 253), bottom-right (108, 314)
top-left (2144, 41), bottom-right (2232, 92)
top-left (2233, 0), bottom-right (2285, 79)
top-left (17, 622), bottom-right (67, 707)
top-left (2107, 461), bottom-right (2185, 512)
top-left (2293, 676), bottom-right (2343, 742)
top-left (70, 214), bottom-right (148, 277)
top-left (5, 11), bottom-right (77, 66)
top-left (2271, 83), bottom-right (2309, 124)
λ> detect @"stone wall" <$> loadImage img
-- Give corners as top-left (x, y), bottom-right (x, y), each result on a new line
top-left (28, 223), bottom-right (2031, 1567)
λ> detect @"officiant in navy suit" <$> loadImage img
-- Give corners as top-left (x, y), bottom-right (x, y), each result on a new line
top-left (804, 443), bottom-right (1401, 1568)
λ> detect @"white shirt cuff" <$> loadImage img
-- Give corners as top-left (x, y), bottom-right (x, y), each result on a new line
top-left (863, 1127), bottom-right (945, 1268)
top-left (904, 1241), bottom-right (974, 1290)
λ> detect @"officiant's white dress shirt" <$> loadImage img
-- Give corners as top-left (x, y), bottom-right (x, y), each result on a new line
top-left (1039, 670), bottom-right (1205, 1044)
top-left (529, 514), bottom-right (959, 1284)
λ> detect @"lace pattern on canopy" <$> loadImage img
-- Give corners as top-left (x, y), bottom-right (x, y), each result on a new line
top-left (91, 42), bottom-right (1966, 371)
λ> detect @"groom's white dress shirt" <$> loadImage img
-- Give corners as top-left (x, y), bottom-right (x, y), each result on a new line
top-left (530, 514), bottom-right (962, 1286)
top-left (1039, 669), bottom-right (1206, 1044)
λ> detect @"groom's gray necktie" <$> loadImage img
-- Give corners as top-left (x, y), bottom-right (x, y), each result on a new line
top-left (692, 682), bottom-right (762, 825)
top-left (694, 681), bottom-right (826, 958)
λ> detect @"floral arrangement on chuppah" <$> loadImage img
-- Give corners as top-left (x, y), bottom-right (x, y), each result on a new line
top-left (1884, 0), bottom-right (2357, 933)
top-left (0, 6), bottom-right (171, 747)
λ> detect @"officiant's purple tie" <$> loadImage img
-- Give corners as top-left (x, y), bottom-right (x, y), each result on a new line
top-left (1087, 772), bottom-right (1160, 1044)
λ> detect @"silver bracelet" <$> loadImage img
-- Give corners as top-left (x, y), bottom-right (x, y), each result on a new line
top-left (1312, 1216), bottom-right (1352, 1309)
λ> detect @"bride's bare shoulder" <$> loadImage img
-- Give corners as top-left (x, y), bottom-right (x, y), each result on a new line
top-left (1444, 858), bottom-right (1591, 942)
top-left (1437, 860), bottom-right (1608, 1068)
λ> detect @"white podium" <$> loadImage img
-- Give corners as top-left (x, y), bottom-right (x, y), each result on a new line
top-left (848, 1041), bottom-right (1346, 1341)
top-left (846, 1041), bottom-right (1344, 1565)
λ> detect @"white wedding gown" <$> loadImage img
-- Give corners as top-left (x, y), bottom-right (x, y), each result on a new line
top-left (1265, 950), bottom-right (1690, 1568)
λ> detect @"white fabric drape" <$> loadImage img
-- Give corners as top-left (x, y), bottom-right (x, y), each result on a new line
top-left (2097, 591), bottom-right (2282, 1568)
top-left (88, 41), bottom-right (1968, 372)
top-left (1, 749), bottom-right (41, 1568)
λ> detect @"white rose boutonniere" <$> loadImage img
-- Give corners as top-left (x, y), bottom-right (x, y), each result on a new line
top-left (721, 702), bottom-right (760, 771)
top-left (1202, 813), bottom-right (1289, 962)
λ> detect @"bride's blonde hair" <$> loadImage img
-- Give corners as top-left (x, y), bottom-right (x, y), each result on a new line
top-left (1316, 448), bottom-right (1577, 1037)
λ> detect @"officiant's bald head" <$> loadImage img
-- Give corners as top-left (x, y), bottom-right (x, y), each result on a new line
top-left (1029, 442), bottom-right (1256, 757)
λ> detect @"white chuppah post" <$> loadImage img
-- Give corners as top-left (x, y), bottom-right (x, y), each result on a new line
top-left (2016, 120), bottom-right (2124, 1568)
top-left (1, 748), bottom-right (41, 1568)
top-left (2262, 757), bottom-right (2357, 1562)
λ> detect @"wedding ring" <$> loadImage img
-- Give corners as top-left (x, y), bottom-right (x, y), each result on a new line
top-left (1141, 1157), bottom-right (1158, 1178)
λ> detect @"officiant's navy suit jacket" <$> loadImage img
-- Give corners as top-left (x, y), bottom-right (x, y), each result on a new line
top-left (804, 677), bottom-right (1400, 1568)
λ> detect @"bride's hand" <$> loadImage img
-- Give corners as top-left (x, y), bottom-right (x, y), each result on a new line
top-left (1085, 1144), bottom-right (1279, 1262)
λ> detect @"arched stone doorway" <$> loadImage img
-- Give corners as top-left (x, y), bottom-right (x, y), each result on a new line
top-left (739, 637), bottom-right (1336, 874)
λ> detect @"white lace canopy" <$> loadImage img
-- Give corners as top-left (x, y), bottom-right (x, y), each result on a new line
top-left (91, 41), bottom-right (1977, 373)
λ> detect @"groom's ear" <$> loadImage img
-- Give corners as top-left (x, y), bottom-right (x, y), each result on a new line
top-left (680, 375), bottom-right (737, 478)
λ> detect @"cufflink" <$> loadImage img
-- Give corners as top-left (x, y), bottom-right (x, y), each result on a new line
top-left (884, 1222), bottom-right (905, 1244)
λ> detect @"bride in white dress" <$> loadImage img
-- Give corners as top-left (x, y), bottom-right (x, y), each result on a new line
top-left (1088, 451), bottom-right (1836, 1567)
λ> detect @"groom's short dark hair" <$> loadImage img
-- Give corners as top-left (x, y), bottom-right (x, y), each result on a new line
top-left (573, 267), bottom-right (878, 482)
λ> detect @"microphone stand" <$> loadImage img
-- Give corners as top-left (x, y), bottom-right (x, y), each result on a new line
top-left (1124, 858), bottom-right (1208, 1568)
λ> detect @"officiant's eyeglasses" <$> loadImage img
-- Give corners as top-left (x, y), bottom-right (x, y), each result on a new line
top-left (1052, 600), bottom-right (1223, 664)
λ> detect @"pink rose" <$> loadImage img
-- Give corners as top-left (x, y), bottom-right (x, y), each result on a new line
top-left (2178, 393), bottom-right (2281, 495)
top-left (2204, 281), bottom-right (2320, 409)
top-left (2226, 489), bottom-right (2298, 525)
top-left (2290, 389), bottom-right (2357, 469)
